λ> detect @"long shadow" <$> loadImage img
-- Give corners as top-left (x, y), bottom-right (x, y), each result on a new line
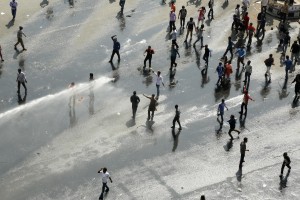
top-left (126, 118), bottom-right (136, 128)
top-left (201, 67), bottom-right (210, 88)
top-left (222, 0), bottom-right (229, 9)
top-left (40, 0), bottom-right (49, 7)
top-left (223, 139), bottom-right (233, 151)
top-left (172, 129), bottom-right (181, 152)
top-left (193, 45), bottom-right (201, 68)
top-left (17, 93), bottom-right (27, 105)
top-left (216, 118), bottom-right (223, 134)
top-left (6, 19), bottom-right (15, 29)
top-left (236, 166), bottom-right (243, 182)
top-left (278, 88), bottom-right (290, 100)
top-left (279, 169), bottom-right (290, 190)
top-left (13, 49), bottom-right (23, 59)
top-left (116, 13), bottom-right (126, 31)
top-left (89, 84), bottom-right (95, 115)
top-left (69, 94), bottom-right (77, 128)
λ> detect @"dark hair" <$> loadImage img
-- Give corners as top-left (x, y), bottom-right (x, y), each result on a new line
top-left (200, 195), bottom-right (206, 200)
top-left (244, 137), bottom-right (248, 142)
top-left (175, 104), bottom-right (178, 108)
top-left (222, 99), bottom-right (225, 103)
top-left (133, 91), bottom-right (136, 95)
top-left (283, 152), bottom-right (287, 156)
top-left (103, 167), bottom-right (107, 172)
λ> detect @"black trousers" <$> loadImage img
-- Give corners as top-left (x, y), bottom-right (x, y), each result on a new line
top-left (110, 50), bottom-right (120, 61)
top-left (281, 162), bottom-right (291, 174)
top-left (244, 72), bottom-right (251, 89)
top-left (180, 18), bottom-right (185, 27)
top-left (99, 182), bottom-right (109, 200)
top-left (144, 55), bottom-right (152, 68)
top-left (17, 81), bottom-right (27, 93)
top-left (169, 21), bottom-right (175, 32)
top-left (148, 110), bottom-right (154, 120)
top-left (172, 116), bottom-right (181, 128)
top-left (223, 48), bottom-right (233, 60)
top-left (132, 105), bottom-right (138, 118)
top-left (240, 102), bottom-right (247, 115)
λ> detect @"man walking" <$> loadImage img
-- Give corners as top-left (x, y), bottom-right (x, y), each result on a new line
top-left (0, 45), bottom-right (4, 62)
top-left (239, 137), bottom-right (249, 167)
top-left (109, 35), bottom-right (120, 63)
top-left (217, 99), bottom-right (228, 124)
top-left (143, 94), bottom-right (157, 121)
top-left (170, 44), bottom-right (180, 70)
top-left (193, 24), bottom-right (204, 48)
top-left (153, 70), bottom-right (165, 99)
top-left (244, 60), bottom-right (252, 90)
top-left (239, 89), bottom-right (254, 116)
top-left (283, 55), bottom-right (293, 81)
top-left (97, 167), bottom-right (113, 200)
top-left (246, 23), bottom-right (255, 47)
top-left (228, 115), bottom-right (240, 140)
top-left (143, 46), bottom-right (155, 69)
top-left (171, 105), bottom-right (182, 130)
top-left (10, 0), bottom-right (18, 20)
top-left (119, 0), bottom-right (125, 14)
top-left (235, 46), bottom-right (246, 70)
top-left (216, 62), bottom-right (224, 86)
top-left (14, 26), bottom-right (27, 51)
top-left (169, 11), bottom-right (176, 33)
top-left (264, 54), bottom-right (274, 83)
top-left (207, 0), bottom-right (214, 20)
top-left (16, 68), bottom-right (27, 94)
top-left (280, 152), bottom-right (291, 177)
top-left (171, 27), bottom-right (179, 49)
top-left (130, 91), bottom-right (140, 119)
top-left (185, 17), bottom-right (196, 42)
top-left (290, 40), bottom-right (300, 68)
top-left (178, 6), bottom-right (187, 28)
top-left (203, 45), bottom-right (212, 66)
top-left (222, 37), bottom-right (234, 61)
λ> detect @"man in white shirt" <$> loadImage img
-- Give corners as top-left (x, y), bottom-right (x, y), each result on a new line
top-left (16, 68), bottom-right (27, 94)
top-left (153, 70), bottom-right (165, 99)
top-left (98, 167), bottom-right (113, 200)
top-left (10, 0), bottom-right (18, 19)
top-left (171, 27), bottom-right (179, 49)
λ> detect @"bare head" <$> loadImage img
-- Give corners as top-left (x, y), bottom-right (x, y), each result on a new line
top-left (18, 68), bottom-right (21, 73)
top-left (175, 104), bottom-right (178, 109)
top-left (283, 152), bottom-right (288, 157)
top-left (103, 167), bottom-right (107, 173)
top-left (133, 91), bottom-right (136, 95)
top-left (221, 99), bottom-right (225, 103)
top-left (244, 137), bottom-right (248, 143)
top-left (157, 71), bottom-right (161, 76)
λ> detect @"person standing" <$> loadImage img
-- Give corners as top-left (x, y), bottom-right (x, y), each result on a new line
top-left (170, 44), bottom-right (180, 70)
top-left (239, 137), bottom-right (249, 167)
top-left (0, 45), bottom-right (4, 62)
top-left (239, 89), bottom-right (254, 116)
top-left (119, 0), bottom-right (125, 14)
top-left (171, 105), bottom-right (182, 130)
top-left (143, 46), bottom-right (155, 69)
top-left (235, 46), bottom-right (246, 70)
top-left (169, 11), bottom-right (176, 33)
top-left (264, 54), bottom-right (274, 83)
top-left (193, 24), bottom-right (204, 48)
top-left (10, 0), bottom-right (18, 20)
top-left (97, 167), bottom-right (113, 200)
top-left (290, 40), bottom-right (299, 66)
top-left (203, 45), bottom-right (212, 66)
top-left (283, 55), bottom-right (293, 81)
top-left (143, 94), bottom-right (157, 121)
top-left (153, 70), bottom-right (165, 99)
top-left (222, 37), bottom-right (235, 61)
top-left (130, 91), bottom-right (140, 119)
top-left (217, 99), bottom-right (228, 124)
top-left (244, 60), bottom-right (252, 89)
top-left (109, 35), bottom-right (120, 63)
top-left (171, 27), bottom-right (179, 49)
top-left (280, 152), bottom-right (291, 177)
top-left (185, 17), bottom-right (196, 42)
top-left (16, 68), bottom-right (27, 94)
top-left (178, 6), bottom-right (187, 28)
top-left (228, 115), bottom-right (240, 140)
top-left (207, 0), bottom-right (214, 20)
top-left (14, 26), bottom-right (27, 51)
top-left (216, 62), bottom-right (224, 86)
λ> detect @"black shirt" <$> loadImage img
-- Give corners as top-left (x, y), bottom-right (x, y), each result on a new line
top-left (130, 95), bottom-right (140, 106)
top-left (291, 43), bottom-right (300, 53)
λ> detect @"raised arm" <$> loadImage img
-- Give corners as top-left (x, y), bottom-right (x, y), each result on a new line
top-left (143, 94), bottom-right (151, 99)
top-left (98, 168), bottom-right (103, 173)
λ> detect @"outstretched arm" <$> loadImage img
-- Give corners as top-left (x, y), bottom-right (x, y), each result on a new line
top-left (111, 35), bottom-right (116, 40)
top-left (98, 168), bottom-right (103, 173)
top-left (143, 94), bottom-right (151, 99)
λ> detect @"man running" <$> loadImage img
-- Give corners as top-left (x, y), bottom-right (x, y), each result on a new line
top-left (239, 89), bottom-right (254, 116)
top-left (207, 0), bottom-right (214, 20)
top-left (143, 94), bottom-right (157, 121)
top-left (228, 115), bottom-right (240, 140)
top-left (222, 37), bottom-right (234, 61)
top-left (130, 91), bottom-right (140, 119)
top-left (109, 35), bottom-right (121, 63)
top-left (178, 6), bottom-right (187, 28)
top-left (217, 99), bottom-right (228, 124)
top-left (171, 104), bottom-right (182, 130)
top-left (203, 45), bottom-right (211, 66)
top-left (14, 26), bottom-right (27, 51)
top-left (185, 17), bottom-right (196, 42)
top-left (98, 167), bottom-right (113, 200)
top-left (264, 54), bottom-right (274, 83)
top-left (239, 137), bottom-right (249, 167)
top-left (16, 68), bottom-right (27, 94)
top-left (246, 23), bottom-right (255, 47)
top-left (143, 46), bottom-right (155, 69)
top-left (280, 152), bottom-right (291, 177)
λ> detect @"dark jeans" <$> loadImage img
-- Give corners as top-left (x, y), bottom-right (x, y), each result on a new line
top-left (194, 36), bottom-right (203, 47)
top-left (237, 57), bottom-right (245, 69)
top-left (170, 56), bottom-right (177, 69)
top-left (239, 153), bottom-right (245, 166)
top-left (169, 21), bottom-right (175, 32)
top-left (285, 69), bottom-right (289, 80)
top-left (281, 162), bottom-right (291, 174)
top-left (110, 50), bottom-right (120, 62)
top-left (228, 128), bottom-right (240, 139)
top-left (11, 9), bottom-right (16, 19)
top-left (218, 112), bottom-right (224, 123)
top-left (203, 55), bottom-right (209, 65)
top-left (144, 55), bottom-right (152, 68)
top-left (223, 48), bottom-right (233, 60)
top-left (172, 116), bottom-right (181, 128)
top-left (244, 72), bottom-right (251, 89)
top-left (15, 38), bottom-right (25, 49)
top-left (172, 39), bottom-right (179, 49)
top-left (208, 8), bottom-right (214, 19)
top-left (132, 105), bottom-right (138, 118)
top-left (156, 84), bottom-right (160, 97)
top-left (99, 182), bottom-right (109, 200)
top-left (217, 76), bottom-right (222, 85)
top-left (240, 102), bottom-right (247, 115)
top-left (148, 109), bottom-right (154, 120)
top-left (180, 18), bottom-right (185, 27)
top-left (247, 34), bottom-right (253, 46)
top-left (17, 81), bottom-right (27, 93)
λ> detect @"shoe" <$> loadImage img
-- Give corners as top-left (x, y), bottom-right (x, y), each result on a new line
top-left (238, 131), bottom-right (241, 135)
top-left (171, 126), bottom-right (174, 128)
top-left (108, 60), bottom-right (112, 63)
top-left (184, 40), bottom-right (187, 43)
top-left (14, 46), bottom-right (17, 50)
top-left (179, 127), bottom-right (182, 130)
top-left (239, 111), bottom-right (242, 114)
top-left (279, 174), bottom-right (283, 177)
top-left (1, 59), bottom-right (4, 62)
top-left (23, 48), bottom-right (27, 51)
top-left (105, 189), bottom-right (109, 193)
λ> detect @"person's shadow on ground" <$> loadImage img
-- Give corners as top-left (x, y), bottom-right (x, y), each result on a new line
top-left (40, 0), bottom-right (49, 7)
top-left (279, 169), bottom-right (290, 190)
top-left (236, 166), bottom-right (243, 182)
top-left (6, 19), bottom-right (15, 29)
top-left (172, 129), bottom-right (181, 152)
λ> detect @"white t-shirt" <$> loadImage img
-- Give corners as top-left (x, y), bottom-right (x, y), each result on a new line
top-left (156, 75), bottom-right (163, 85)
top-left (261, 0), bottom-right (268, 7)
top-left (99, 171), bottom-right (110, 183)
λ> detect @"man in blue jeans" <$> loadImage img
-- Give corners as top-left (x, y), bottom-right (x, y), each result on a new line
top-left (217, 99), bottom-right (228, 124)
top-left (10, 0), bottom-right (18, 20)
top-left (152, 70), bottom-right (165, 99)
top-left (109, 35), bottom-right (121, 63)
top-left (283, 55), bottom-right (293, 81)
top-left (98, 167), bottom-right (113, 200)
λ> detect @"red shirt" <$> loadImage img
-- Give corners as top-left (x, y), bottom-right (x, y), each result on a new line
top-left (171, 4), bottom-right (176, 12)
top-left (243, 16), bottom-right (250, 27)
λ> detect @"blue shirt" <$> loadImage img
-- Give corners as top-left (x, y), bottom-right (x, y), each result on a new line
top-left (284, 59), bottom-right (293, 70)
top-left (218, 103), bottom-right (226, 113)
top-left (216, 65), bottom-right (224, 77)
top-left (236, 48), bottom-right (246, 58)
top-left (113, 41), bottom-right (120, 51)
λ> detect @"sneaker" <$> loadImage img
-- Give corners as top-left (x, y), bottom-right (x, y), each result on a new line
top-left (179, 127), bottom-right (182, 130)
top-left (23, 48), bottom-right (27, 51)
top-left (239, 111), bottom-right (242, 114)
top-left (171, 126), bottom-right (174, 128)
top-left (1, 59), bottom-right (4, 62)
top-left (108, 60), bottom-right (112, 63)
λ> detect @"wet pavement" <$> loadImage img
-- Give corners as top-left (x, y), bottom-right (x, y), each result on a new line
top-left (0, 0), bottom-right (300, 199)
